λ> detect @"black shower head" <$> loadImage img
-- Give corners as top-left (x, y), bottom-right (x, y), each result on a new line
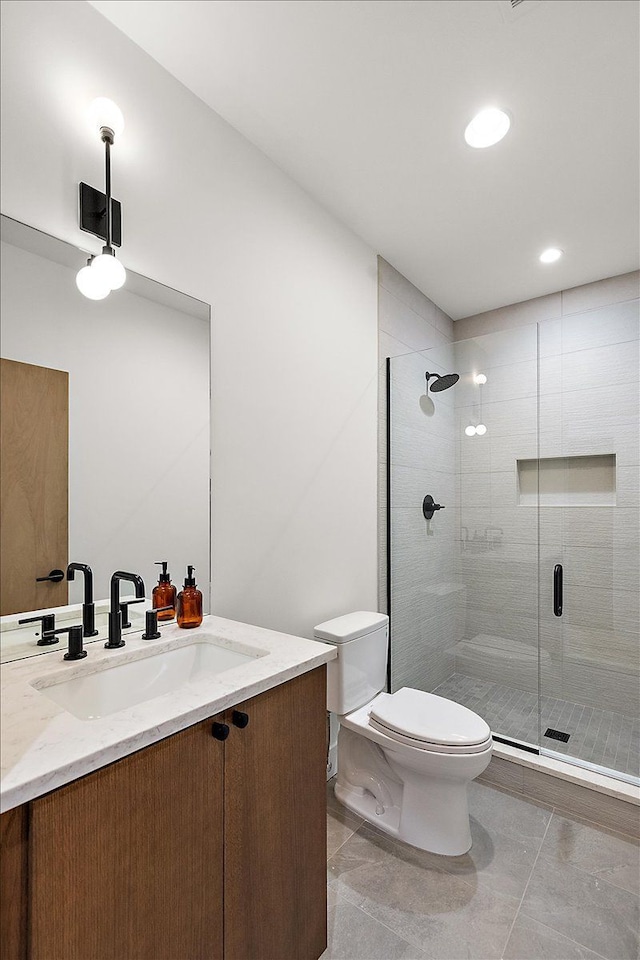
top-left (426, 372), bottom-right (459, 393)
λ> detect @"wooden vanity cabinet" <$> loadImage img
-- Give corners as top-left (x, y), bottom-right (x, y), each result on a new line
top-left (0, 666), bottom-right (327, 960)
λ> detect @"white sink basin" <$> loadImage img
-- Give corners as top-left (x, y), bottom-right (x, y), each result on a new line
top-left (35, 638), bottom-right (264, 720)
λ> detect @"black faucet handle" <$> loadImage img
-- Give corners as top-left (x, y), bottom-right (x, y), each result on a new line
top-left (142, 606), bottom-right (172, 641)
top-left (18, 613), bottom-right (59, 645)
top-left (119, 597), bottom-right (146, 629)
top-left (48, 624), bottom-right (87, 661)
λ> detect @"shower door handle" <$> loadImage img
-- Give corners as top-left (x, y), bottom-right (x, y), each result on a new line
top-left (553, 564), bottom-right (563, 617)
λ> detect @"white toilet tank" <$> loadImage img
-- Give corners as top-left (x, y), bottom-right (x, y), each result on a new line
top-left (314, 612), bottom-right (389, 714)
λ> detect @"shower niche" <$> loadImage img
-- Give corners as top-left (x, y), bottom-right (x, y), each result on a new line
top-left (517, 454), bottom-right (616, 507)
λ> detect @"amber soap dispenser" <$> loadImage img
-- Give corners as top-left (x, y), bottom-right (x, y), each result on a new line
top-left (153, 561), bottom-right (177, 621)
top-left (176, 565), bottom-right (203, 629)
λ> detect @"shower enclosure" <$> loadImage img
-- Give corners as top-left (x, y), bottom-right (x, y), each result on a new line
top-left (387, 299), bottom-right (639, 784)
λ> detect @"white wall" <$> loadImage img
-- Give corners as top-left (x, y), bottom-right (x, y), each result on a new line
top-left (0, 0), bottom-right (379, 638)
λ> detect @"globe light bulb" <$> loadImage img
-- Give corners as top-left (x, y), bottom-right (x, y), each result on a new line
top-left (465, 425), bottom-right (477, 437)
top-left (476, 423), bottom-right (487, 436)
top-left (76, 262), bottom-right (110, 300)
top-left (474, 373), bottom-right (487, 385)
top-left (88, 98), bottom-right (125, 139)
top-left (92, 252), bottom-right (126, 290)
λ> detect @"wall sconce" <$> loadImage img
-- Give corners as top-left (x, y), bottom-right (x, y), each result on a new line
top-left (76, 98), bottom-right (126, 300)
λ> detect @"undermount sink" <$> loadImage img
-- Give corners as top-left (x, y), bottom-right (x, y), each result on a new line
top-left (34, 637), bottom-right (265, 720)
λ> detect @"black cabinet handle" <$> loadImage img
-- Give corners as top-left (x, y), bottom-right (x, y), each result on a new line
top-left (232, 710), bottom-right (249, 729)
top-left (36, 569), bottom-right (65, 583)
top-left (553, 564), bottom-right (563, 617)
top-left (211, 722), bottom-right (230, 741)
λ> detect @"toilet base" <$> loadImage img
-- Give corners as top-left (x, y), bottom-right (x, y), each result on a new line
top-left (335, 779), bottom-right (401, 838)
top-left (335, 721), bottom-right (491, 856)
top-left (334, 776), bottom-right (472, 856)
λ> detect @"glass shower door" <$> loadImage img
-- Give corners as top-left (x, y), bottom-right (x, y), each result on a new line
top-left (388, 323), bottom-right (541, 750)
top-left (537, 302), bottom-right (640, 782)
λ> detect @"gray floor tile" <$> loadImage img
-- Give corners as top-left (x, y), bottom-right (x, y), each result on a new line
top-left (322, 898), bottom-right (430, 959)
top-left (328, 825), bottom-right (520, 959)
top-left (438, 815), bottom-right (542, 901)
top-left (520, 853), bottom-right (639, 960)
top-left (503, 914), bottom-right (606, 960)
top-left (541, 813), bottom-right (640, 896)
top-left (328, 809), bottom-right (362, 858)
top-left (468, 781), bottom-right (553, 843)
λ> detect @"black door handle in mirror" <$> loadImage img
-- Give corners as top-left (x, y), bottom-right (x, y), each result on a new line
top-left (232, 710), bottom-right (249, 729)
top-left (211, 722), bottom-right (230, 741)
top-left (35, 569), bottom-right (65, 583)
top-left (423, 495), bottom-right (445, 521)
top-left (553, 564), bottom-right (563, 617)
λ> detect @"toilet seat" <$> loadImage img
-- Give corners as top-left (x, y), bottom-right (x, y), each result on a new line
top-left (368, 688), bottom-right (492, 754)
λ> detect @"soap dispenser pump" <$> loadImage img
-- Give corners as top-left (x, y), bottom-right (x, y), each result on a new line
top-left (176, 565), bottom-right (203, 629)
top-left (152, 561), bottom-right (177, 621)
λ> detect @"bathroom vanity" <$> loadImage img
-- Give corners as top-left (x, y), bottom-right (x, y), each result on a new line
top-left (0, 616), bottom-right (336, 960)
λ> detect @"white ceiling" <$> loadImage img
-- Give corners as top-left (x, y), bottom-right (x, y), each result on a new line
top-left (88, 0), bottom-right (639, 319)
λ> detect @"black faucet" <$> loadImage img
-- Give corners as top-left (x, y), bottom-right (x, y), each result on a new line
top-left (66, 562), bottom-right (99, 638)
top-left (105, 571), bottom-right (145, 649)
top-left (18, 613), bottom-right (59, 645)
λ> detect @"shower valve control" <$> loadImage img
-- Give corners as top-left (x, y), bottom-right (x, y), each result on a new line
top-left (423, 495), bottom-right (445, 521)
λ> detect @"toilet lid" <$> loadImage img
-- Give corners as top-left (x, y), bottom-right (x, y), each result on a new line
top-left (369, 688), bottom-right (491, 747)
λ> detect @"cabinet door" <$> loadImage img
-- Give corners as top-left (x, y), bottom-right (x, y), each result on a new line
top-left (30, 718), bottom-right (224, 960)
top-left (0, 806), bottom-right (28, 960)
top-left (224, 666), bottom-right (327, 960)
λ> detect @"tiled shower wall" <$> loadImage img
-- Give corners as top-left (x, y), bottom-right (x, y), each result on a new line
top-left (377, 258), bottom-right (456, 691)
top-left (456, 271), bottom-right (640, 719)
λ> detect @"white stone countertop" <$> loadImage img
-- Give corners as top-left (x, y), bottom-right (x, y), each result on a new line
top-left (1, 614), bottom-right (336, 813)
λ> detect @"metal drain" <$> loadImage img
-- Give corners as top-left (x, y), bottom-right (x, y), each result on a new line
top-left (544, 727), bottom-right (570, 743)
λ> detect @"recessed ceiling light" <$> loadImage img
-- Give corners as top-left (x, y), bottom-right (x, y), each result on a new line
top-left (539, 247), bottom-right (563, 264)
top-left (464, 108), bottom-right (511, 149)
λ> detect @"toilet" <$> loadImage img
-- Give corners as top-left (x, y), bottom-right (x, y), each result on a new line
top-left (315, 611), bottom-right (492, 856)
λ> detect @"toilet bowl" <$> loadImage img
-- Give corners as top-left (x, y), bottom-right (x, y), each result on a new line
top-left (315, 612), bottom-right (492, 856)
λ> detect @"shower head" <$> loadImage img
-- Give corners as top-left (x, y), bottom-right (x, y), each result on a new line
top-left (426, 371), bottom-right (459, 393)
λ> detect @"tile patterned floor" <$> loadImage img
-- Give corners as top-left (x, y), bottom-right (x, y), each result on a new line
top-left (430, 673), bottom-right (640, 780)
top-left (322, 778), bottom-right (640, 960)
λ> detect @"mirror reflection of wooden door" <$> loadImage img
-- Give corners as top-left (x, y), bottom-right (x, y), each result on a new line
top-left (0, 358), bottom-right (68, 615)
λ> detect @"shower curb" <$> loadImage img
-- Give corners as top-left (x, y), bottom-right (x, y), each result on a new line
top-left (481, 742), bottom-right (640, 839)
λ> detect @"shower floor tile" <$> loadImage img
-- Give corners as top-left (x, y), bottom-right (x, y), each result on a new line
top-left (430, 673), bottom-right (639, 780)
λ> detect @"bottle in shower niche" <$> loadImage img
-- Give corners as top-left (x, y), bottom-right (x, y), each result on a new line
top-left (176, 565), bottom-right (203, 629)
top-left (153, 560), bottom-right (177, 621)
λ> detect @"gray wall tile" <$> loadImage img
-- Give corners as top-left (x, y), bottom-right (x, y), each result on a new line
top-left (561, 271), bottom-right (640, 316)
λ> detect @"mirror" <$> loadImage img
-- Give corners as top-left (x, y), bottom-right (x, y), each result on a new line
top-left (0, 215), bottom-right (211, 663)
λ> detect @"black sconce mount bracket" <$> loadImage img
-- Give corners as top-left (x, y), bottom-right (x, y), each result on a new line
top-left (79, 182), bottom-right (121, 247)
